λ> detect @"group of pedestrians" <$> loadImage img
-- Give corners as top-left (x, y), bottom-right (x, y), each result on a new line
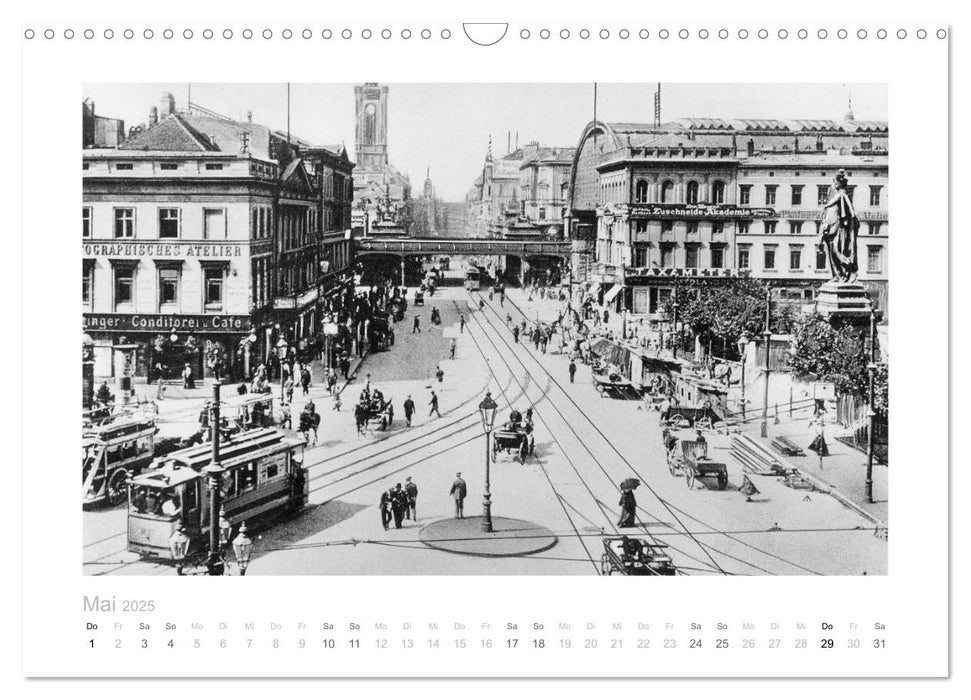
top-left (379, 476), bottom-right (419, 530)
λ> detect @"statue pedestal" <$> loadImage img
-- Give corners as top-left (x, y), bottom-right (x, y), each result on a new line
top-left (815, 281), bottom-right (873, 323)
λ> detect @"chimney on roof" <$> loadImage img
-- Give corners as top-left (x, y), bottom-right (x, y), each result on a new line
top-left (148, 106), bottom-right (158, 127)
top-left (516, 132), bottom-right (519, 149)
top-left (507, 131), bottom-right (511, 154)
top-left (247, 110), bottom-right (253, 123)
top-left (746, 139), bottom-right (755, 156)
top-left (159, 92), bottom-right (176, 118)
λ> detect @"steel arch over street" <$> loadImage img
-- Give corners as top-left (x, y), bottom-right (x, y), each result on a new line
top-left (355, 237), bottom-right (571, 258)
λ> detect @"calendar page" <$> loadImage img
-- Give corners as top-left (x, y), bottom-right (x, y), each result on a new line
top-left (18, 0), bottom-right (954, 685)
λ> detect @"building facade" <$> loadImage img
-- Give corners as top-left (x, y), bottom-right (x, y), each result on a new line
top-left (82, 94), bottom-right (354, 385)
top-left (468, 139), bottom-right (523, 238)
top-left (509, 144), bottom-right (575, 240)
top-left (567, 116), bottom-right (889, 317)
top-left (351, 83), bottom-right (412, 236)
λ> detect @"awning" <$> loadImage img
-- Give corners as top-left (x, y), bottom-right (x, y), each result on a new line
top-left (604, 284), bottom-right (623, 304)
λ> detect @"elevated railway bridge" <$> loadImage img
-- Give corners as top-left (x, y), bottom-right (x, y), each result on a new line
top-left (354, 236), bottom-right (571, 285)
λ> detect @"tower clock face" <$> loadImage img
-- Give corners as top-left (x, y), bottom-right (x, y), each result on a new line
top-left (365, 103), bottom-right (376, 116)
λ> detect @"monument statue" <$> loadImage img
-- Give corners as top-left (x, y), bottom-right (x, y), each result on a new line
top-left (817, 169), bottom-right (860, 283)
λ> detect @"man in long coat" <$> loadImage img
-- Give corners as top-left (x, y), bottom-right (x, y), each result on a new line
top-left (449, 472), bottom-right (467, 519)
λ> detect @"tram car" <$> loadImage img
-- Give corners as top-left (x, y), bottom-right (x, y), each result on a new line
top-left (126, 428), bottom-right (308, 560)
top-left (82, 417), bottom-right (159, 507)
top-left (464, 266), bottom-right (481, 291)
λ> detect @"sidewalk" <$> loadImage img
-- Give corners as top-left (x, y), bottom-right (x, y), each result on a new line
top-left (741, 414), bottom-right (888, 525)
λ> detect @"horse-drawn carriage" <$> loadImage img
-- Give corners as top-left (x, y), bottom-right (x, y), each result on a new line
top-left (662, 428), bottom-right (729, 490)
top-left (360, 396), bottom-right (394, 432)
top-left (665, 401), bottom-right (722, 430)
top-left (491, 421), bottom-right (535, 464)
top-left (600, 536), bottom-right (677, 576)
top-left (369, 315), bottom-right (394, 351)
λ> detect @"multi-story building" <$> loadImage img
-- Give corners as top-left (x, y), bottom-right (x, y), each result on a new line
top-left (508, 143), bottom-right (575, 240)
top-left (351, 83), bottom-right (412, 236)
top-left (567, 114), bottom-right (888, 317)
top-left (82, 93), bottom-right (354, 385)
top-left (468, 139), bottom-right (523, 238)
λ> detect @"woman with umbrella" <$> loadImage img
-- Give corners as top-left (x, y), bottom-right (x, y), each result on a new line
top-left (618, 478), bottom-right (640, 528)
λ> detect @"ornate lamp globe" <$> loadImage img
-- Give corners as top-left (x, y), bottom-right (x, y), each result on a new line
top-left (232, 522), bottom-right (254, 576)
top-left (478, 391), bottom-right (498, 433)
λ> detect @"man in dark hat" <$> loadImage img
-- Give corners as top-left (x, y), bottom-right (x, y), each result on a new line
top-left (449, 472), bottom-right (467, 519)
top-left (404, 477), bottom-right (418, 521)
top-left (391, 483), bottom-right (408, 529)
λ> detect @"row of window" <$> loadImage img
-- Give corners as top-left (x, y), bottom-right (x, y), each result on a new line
top-left (621, 179), bottom-right (884, 208)
top-left (83, 207), bottom-right (229, 240)
top-left (620, 242), bottom-right (884, 274)
top-left (82, 262), bottom-right (227, 312)
top-left (84, 161), bottom-right (227, 173)
top-left (628, 219), bottom-right (884, 236)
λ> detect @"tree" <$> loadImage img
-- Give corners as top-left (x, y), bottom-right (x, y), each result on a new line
top-left (787, 312), bottom-right (871, 398)
top-left (660, 277), bottom-right (797, 359)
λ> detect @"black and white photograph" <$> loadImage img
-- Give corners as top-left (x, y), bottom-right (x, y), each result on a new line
top-left (80, 82), bottom-right (889, 577)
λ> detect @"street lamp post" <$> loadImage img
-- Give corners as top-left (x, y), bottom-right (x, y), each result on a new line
top-left (865, 308), bottom-right (877, 503)
top-left (206, 382), bottom-right (225, 576)
top-left (276, 336), bottom-right (289, 402)
top-left (478, 392), bottom-right (499, 533)
top-left (760, 284), bottom-right (772, 438)
top-left (232, 522), bottom-right (254, 575)
top-left (736, 335), bottom-right (748, 420)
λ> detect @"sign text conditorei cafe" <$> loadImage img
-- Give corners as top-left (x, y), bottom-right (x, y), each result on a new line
top-left (84, 313), bottom-right (250, 333)
top-left (82, 242), bottom-right (244, 258)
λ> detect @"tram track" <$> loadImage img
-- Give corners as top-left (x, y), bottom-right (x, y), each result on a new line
top-left (83, 293), bottom-right (553, 573)
top-left (481, 288), bottom-right (824, 575)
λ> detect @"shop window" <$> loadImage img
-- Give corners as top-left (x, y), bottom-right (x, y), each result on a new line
top-left (82, 207), bottom-right (92, 238)
top-left (114, 208), bottom-right (135, 238)
top-left (158, 208), bottom-right (181, 239)
top-left (203, 266), bottom-right (225, 311)
top-left (203, 208), bottom-right (226, 240)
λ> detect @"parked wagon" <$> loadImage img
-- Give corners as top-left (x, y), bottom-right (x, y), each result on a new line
top-left (664, 401), bottom-right (721, 429)
top-left (600, 536), bottom-right (677, 576)
top-left (664, 429), bottom-right (729, 490)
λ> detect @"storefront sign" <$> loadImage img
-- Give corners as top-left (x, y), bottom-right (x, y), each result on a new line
top-left (82, 242), bottom-right (245, 258)
top-left (84, 313), bottom-right (250, 333)
top-left (625, 267), bottom-right (742, 279)
top-left (627, 204), bottom-right (775, 219)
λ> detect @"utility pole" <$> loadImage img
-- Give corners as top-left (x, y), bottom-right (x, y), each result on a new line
top-left (865, 307), bottom-right (877, 503)
top-left (206, 383), bottom-right (225, 576)
top-left (671, 281), bottom-right (679, 359)
top-left (760, 284), bottom-right (771, 438)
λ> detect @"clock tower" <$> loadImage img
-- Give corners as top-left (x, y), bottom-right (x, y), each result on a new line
top-left (354, 83), bottom-right (389, 170)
